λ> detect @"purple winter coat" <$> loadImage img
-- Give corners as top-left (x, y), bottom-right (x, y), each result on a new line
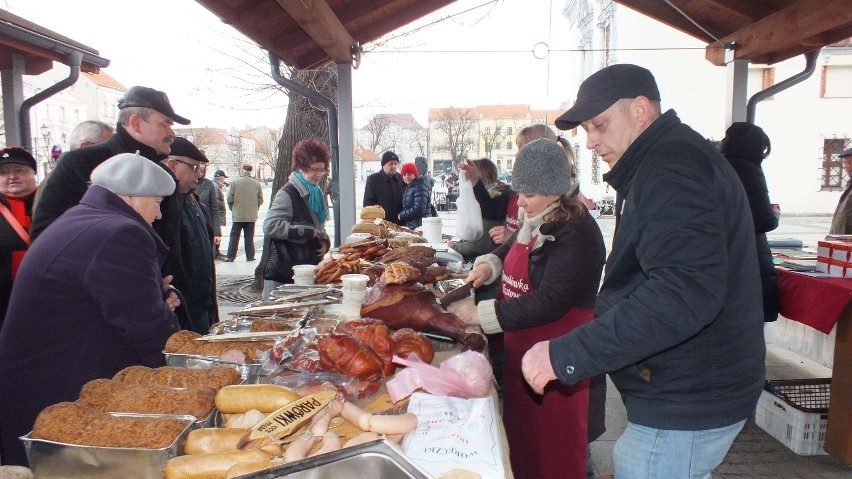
top-left (0, 185), bottom-right (180, 466)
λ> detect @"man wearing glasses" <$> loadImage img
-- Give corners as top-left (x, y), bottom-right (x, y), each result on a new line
top-left (225, 163), bottom-right (264, 262)
top-left (165, 138), bottom-right (217, 333)
top-left (31, 86), bottom-right (195, 329)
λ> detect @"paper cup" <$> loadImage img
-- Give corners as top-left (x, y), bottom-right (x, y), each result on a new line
top-left (292, 264), bottom-right (316, 285)
top-left (340, 274), bottom-right (369, 292)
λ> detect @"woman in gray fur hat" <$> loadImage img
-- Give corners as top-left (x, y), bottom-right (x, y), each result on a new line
top-left (455, 138), bottom-right (606, 479)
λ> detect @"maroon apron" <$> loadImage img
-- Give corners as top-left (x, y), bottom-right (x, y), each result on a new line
top-left (500, 236), bottom-right (593, 479)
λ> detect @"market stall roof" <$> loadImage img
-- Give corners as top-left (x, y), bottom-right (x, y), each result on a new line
top-left (616, 0), bottom-right (852, 66)
top-left (0, 8), bottom-right (109, 74)
top-left (193, 0), bottom-right (456, 70)
top-left (194, 0), bottom-right (852, 70)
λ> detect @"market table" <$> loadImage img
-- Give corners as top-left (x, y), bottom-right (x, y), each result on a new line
top-left (775, 268), bottom-right (852, 463)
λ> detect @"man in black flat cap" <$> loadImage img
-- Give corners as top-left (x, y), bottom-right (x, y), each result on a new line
top-left (363, 150), bottom-right (405, 225)
top-left (31, 85), bottom-right (195, 329)
top-left (830, 147), bottom-right (852, 235)
top-left (521, 64), bottom-right (765, 478)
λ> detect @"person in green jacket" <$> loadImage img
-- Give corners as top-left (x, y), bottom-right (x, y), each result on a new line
top-left (225, 163), bottom-right (263, 261)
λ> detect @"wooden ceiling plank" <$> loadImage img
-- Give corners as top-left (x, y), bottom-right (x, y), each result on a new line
top-left (705, 0), bottom-right (852, 65)
top-left (275, 0), bottom-right (354, 66)
top-left (701, 0), bottom-right (774, 21)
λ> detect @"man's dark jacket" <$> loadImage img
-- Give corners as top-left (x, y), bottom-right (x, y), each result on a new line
top-left (549, 110), bottom-right (766, 431)
top-left (30, 125), bottom-right (192, 326)
top-left (363, 170), bottom-right (405, 225)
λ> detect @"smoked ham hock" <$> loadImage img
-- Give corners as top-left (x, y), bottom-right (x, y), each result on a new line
top-left (361, 283), bottom-right (485, 351)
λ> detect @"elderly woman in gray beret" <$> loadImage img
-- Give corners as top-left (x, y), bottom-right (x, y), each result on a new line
top-left (0, 153), bottom-right (181, 467)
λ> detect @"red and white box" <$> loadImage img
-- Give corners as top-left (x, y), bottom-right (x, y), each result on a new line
top-left (817, 241), bottom-right (852, 278)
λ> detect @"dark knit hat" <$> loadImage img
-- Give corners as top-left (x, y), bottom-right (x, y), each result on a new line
top-left (381, 151), bottom-right (399, 166)
top-left (91, 153), bottom-right (176, 197)
top-left (512, 139), bottom-right (576, 196)
top-left (840, 147), bottom-right (852, 159)
top-left (169, 137), bottom-right (208, 163)
top-left (118, 86), bottom-right (190, 125)
top-left (555, 64), bottom-right (660, 131)
top-left (400, 163), bottom-right (418, 176)
top-left (0, 146), bottom-right (37, 171)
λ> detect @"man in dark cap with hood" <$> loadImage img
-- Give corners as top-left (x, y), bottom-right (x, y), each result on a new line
top-left (521, 64), bottom-right (765, 478)
top-left (31, 86), bottom-right (194, 328)
top-left (363, 150), bottom-right (405, 225)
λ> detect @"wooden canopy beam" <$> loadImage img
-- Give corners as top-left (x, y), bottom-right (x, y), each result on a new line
top-left (706, 0), bottom-right (852, 65)
top-left (275, 0), bottom-right (355, 66)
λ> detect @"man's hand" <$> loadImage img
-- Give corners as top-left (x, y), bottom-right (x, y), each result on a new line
top-left (522, 341), bottom-right (558, 395)
top-left (489, 225), bottom-right (511, 245)
top-left (213, 236), bottom-right (222, 246)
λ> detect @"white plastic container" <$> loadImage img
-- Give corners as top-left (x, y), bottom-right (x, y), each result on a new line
top-left (292, 264), bottom-right (317, 285)
top-left (754, 383), bottom-right (829, 455)
top-left (421, 217), bottom-right (443, 244)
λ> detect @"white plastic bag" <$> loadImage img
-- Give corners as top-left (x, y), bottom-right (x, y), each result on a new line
top-left (454, 170), bottom-right (483, 241)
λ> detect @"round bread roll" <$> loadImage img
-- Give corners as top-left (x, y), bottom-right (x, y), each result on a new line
top-left (360, 205), bottom-right (385, 220)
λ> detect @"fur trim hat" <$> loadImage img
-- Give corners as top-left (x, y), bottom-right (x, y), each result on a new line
top-left (511, 138), bottom-right (576, 196)
top-left (0, 147), bottom-right (37, 171)
top-left (91, 153), bottom-right (176, 197)
top-left (381, 151), bottom-right (399, 166)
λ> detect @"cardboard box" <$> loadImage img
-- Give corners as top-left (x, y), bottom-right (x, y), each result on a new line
top-left (817, 240), bottom-right (852, 262)
top-left (816, 257), bottom-right (852, 278)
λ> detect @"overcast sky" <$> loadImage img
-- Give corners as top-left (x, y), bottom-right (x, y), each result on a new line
top-left (6, 0), bottom-right (706, 130)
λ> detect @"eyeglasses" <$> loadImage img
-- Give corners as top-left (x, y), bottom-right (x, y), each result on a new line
top-left (307, 166), bottom-right (329, 175)
top-left (173, 159), bottom-right (201, 172)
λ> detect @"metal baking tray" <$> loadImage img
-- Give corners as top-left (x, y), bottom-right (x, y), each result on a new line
top-left (237, 439), bottom-right (434, 479)
top-left (163, 352), bottom-right (263, 383)
top-left (21, 413), bottom-right (194, 479)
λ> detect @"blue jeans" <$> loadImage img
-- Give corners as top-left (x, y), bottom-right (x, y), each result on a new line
top-left (612, 419), bottom-right (746, 479)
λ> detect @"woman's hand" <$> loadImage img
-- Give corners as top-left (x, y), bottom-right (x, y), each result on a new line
top-left (453, 302), bottom-right (480, 326)
top-left (161, 275), bottom-right (181, 312)
top-left (465, 263), bottom-right (492, 288)
top-left (316, 240), bottom-right (330, 258)
top-left (489, 225), bottom-right (511, 245)
top-left (458, 159), bottom-right (480, 185)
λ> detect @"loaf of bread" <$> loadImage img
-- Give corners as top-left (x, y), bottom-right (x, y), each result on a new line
top-left (163, 330), bottom-right (274, 363)
top-left (31, 402), bottom-right (188, 449)
top-left (113, 365), bottom-right (242, 391)
top-left (351, 222), bottom-right (386, 237)
top-left (360, 205), bottom-right (385, 220)
top-left (77, 379), bottom-right (216, 419)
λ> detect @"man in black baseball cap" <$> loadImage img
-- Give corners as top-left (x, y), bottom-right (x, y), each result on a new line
top-left (525, 63), bottom-right (765, 478)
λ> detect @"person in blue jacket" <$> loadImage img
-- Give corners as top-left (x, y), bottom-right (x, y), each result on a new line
top-left (397, 162), bottom-right (433, 230)
top-left (523, 64), bottom-right (765, 479)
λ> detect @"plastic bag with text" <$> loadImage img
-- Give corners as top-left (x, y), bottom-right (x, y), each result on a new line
top-left (403, 392), bottom-right (505, 479)
top-left (386, 350), bottom-right (492, 403)
top-left (454, 170), bottom-right (483, 241)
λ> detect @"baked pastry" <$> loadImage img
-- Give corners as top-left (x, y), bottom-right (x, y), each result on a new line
top-left (378, 245), bottom-right (435, 265)
top-left (31, 402), bottom-right (188, 449)
top-left (360, 205), bottom-right (385, 220)
top-left (113, 365), bottom-right (241, 390)
top-left (351, 222), bottom-right (385, 237)
top-left (380, 261), bottom-right (422, 285)
top-left (163, 330), bottom-right (273, 363)
top-left (78, 378), bottom-right (216, 419)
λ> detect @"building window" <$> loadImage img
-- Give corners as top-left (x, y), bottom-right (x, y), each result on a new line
top-left (821, 65), bottom-right (852, 98)
top-left (822, 138), bottom-right (850, 190)
top-left (495, 141), bottom-right (501, 150)
top-left (60, 106), bottom-right (65, 121)
top-left (507, 159), bottom-right (513, 170)
top-left (485, 127), bottom-right (491, 135)
top-left (507, 127), bottom-right (513, 136)
top-left (507, 142), bottom-right (513, 151)
top-left (591, 151), bottom-right (601, 185)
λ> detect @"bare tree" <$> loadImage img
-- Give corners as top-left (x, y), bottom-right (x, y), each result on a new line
top-left (482, 122), bottom-right (505, 158)
top-left (408, 127), bottom-right (429, 157)
top-left (252, 127), bottom-right (279, 173)
top-left (365, 115), bottom-right (391, 152)
top-left (432, 107), bottom-right (477, 163)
